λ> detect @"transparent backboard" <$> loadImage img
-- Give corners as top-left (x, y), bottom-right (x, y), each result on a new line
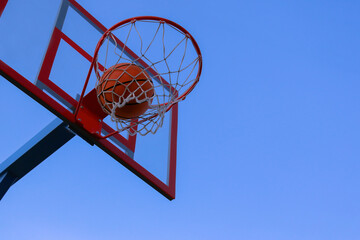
top-left (0, 0), bottom-right (178, 200)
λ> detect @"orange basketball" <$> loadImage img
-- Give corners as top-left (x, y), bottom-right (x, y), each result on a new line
top-left (96, 63), bottom-right (154, 119)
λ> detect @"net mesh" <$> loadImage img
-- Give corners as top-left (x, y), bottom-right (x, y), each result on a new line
top-left (94, 19), bottom-right (201, 136)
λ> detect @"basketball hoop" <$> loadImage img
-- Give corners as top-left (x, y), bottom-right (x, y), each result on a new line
top-left (77, 16), bottom-right (202, 136)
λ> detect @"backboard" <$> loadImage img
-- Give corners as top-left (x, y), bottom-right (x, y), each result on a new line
top-left (0, 0), bottom-right (201, 200)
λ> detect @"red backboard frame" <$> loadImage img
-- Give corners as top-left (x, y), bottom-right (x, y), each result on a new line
top-left (0, 0), bottom-right (178, 200)
top-left (0, 0), bottom-right (8, 17)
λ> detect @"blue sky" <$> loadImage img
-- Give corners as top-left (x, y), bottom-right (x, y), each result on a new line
top-left (1, 0), bottom-right (360, 239)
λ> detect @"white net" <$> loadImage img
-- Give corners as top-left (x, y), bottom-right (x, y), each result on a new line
top-left (94, 18), bottom-right (201, 136)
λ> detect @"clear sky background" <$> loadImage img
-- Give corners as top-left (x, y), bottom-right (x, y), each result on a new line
top-left (1, 0), bottom-right (360, 239)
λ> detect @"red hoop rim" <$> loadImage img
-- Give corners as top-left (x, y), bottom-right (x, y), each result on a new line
top-left (93, 16), bottom-right (202, 106)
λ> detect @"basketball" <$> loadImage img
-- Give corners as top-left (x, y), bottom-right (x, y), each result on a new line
top-left (96, 63), bottom-right (154, 119)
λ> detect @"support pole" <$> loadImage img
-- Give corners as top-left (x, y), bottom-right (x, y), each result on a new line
top-left (0, 118), bottom-right (75, 200)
